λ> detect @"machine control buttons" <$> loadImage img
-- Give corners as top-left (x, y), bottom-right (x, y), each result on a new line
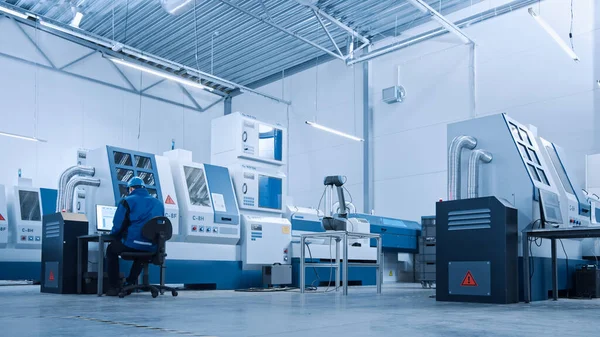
top-left (206, 227), bottom-right (211, 232)
top-left (213, 227), bottom-right (218, 233)
top-left (242, 183), bottom-right (248, 194)
top-left (199, 226), bottom-right (205, 232)
top-left (242, 131), bottom-right (248, 142)
top-left (284, 257), bottom-right (288, 262)
top-left (192, 225), bottom-right (198, 232)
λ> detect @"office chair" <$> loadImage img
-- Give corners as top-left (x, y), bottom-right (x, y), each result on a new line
top-left (118, 216), bottom-right (178, 298)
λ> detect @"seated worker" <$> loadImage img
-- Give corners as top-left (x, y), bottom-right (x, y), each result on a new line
top-left (105, 177), bottom-right (165, 296)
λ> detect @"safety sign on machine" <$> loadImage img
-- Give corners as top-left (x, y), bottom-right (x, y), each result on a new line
top-left (165, 195), bottom-right (176, 205)
top-left (460, 271), bottom-right (478, 287)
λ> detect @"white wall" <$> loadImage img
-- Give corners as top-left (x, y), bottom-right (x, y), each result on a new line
top-left (0, 17), bottom-right (224, 190)
top-left (235, 0), bottom-right (599, 222)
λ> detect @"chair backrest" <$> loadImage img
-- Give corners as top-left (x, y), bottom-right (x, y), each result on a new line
top-left (141, 216), bottom-right (173, 243)
top-left (141, 217), bottom-right (172, 266)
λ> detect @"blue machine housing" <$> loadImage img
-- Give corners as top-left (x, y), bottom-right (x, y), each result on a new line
top-left (348, 213), bottom-right (421, 253)
top-left (204, 164), bottom-right (240, 226)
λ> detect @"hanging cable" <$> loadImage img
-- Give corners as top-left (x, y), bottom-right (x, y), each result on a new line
top-left (193, 0), bottom-right (200, 72)
top-left (569, 0), bottom-right (575, 51)
top-left (124, 0), bottom-right (130, 43)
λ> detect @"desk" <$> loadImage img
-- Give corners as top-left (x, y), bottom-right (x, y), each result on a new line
top-left (77, 234), bottom-right (116, 296)
top-left (522, 226), bottom-right (600, 303)
top-left (300, 231), bottom-right (382, 296)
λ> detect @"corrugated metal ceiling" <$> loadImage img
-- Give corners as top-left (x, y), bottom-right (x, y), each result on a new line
top-left (3, 0), bottom-right (478, 87)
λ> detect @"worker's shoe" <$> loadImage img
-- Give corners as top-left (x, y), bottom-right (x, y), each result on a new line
top-left (105, 288), bottom-right (120, 297)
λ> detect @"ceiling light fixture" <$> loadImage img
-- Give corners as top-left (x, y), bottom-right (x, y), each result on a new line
top-left (106, 56), bottom-right (213, 92)
top-left (70, 12), bottom-right (83, 28)
top-left (528, 8), bottom-right (579, 62)
top-left (305, 121), bottom-right (364, 142)
top-left (0, 131), bottom-right (46, 143)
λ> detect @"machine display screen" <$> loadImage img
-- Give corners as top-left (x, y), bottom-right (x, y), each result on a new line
top-left (19, 190), bottom-right (41, 221)
top-left (96, 205), bottom-right (117, 232)
top-left (184, 166), bottom-right (211, 207)
top-left (258, 175), bottom-right (282, 210)
top-left (258, 124), bottom-right (283, 162)
top-left (545, 145), bottom-right (576, 196)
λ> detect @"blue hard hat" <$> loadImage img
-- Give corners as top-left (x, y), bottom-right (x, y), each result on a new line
top-left (127, 177), bottom-right (145, 188)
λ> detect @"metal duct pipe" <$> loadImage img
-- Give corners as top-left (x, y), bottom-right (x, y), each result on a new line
top-left (467, 150), bottom-right (493, 199)
top-left (56, 165), bottom-right (95, 212)
top-left (347, 0), bottom-right (541, 65)
top-left (64, 177), bottom-right (101, 213)
top-left (448, 135), bottom-right (477, 200)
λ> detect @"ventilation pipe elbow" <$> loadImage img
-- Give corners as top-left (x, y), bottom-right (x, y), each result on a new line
top-left (57, 166), bottom-right (95, 212)
top-left (467, 150), bottom-right (493, 199)
top-left (64, 177), bottom-right (101, 213)
top-left (448, 135), bottom-right (477, 200)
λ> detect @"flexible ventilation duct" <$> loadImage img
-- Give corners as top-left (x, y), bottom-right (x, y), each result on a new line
top-left (467, 150), bottom-right (493, 199)
top-left (448, 135), bottom-right (477, 200)
top-left (56, 165), bottom-right (95, 212)
top-left (160, 0), bottom-right (195, 16)
top-left (64, 177), bottom-right (101, 213)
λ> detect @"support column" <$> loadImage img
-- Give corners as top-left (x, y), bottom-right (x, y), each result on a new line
top-left (224, 96), bottom-right (232, 115)
top-left (363, 50), bottom-right (374, 214)
top-left (594, 1), bottom-right (600, 152)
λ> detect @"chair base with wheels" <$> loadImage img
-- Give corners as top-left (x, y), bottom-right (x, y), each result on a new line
top-left (119, 252), bottom-right (178, 298)
top-left (117, 216), bottom-right (178, 299)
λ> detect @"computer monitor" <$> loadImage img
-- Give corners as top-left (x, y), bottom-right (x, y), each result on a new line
top-left (96, 205), bottom-right (117, 232)
top-left (539, 189), bottom-right (563, 227)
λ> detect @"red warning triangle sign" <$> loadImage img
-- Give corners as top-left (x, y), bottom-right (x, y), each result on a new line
top-left (0, 213), bottom-right (4, 221)
top-left (48, 271), bottom-right (55, 281)
top-left (461, 271), bottom-right (478, 287)
top-left (165, 195), bottom-right (175, 205)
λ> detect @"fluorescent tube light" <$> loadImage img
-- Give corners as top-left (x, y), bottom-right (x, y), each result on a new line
top-left (528, 8), bottom-right (579, 62)
top-left (406, 0), bottom-right (472, 44)
top-left (0, 131), bottom-right (46, 142)
top-left (305, 121), bottom-right (364, 142)
top-left (107, 56), bottom-right (213, 92)
top-left (70, 12), bottom-right (84, 28)
top-left (0, 5), bottom-right (29, 19)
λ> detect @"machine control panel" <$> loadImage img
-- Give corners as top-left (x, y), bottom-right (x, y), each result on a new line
top-left (13, 187), bottom-right (43, 248)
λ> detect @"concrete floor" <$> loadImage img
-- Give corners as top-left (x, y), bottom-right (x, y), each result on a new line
top-left (1, 283), bottom-right (598, 337)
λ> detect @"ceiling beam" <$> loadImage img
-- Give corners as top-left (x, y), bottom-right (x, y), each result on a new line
top-left (294, 1), bottom-right (370, 45)
top-left (405, 0), bottom-right (473, 44)
top-left (313, 9), bottom-right (344, 58)
top-left (216, 0), bottom-right (346, 61)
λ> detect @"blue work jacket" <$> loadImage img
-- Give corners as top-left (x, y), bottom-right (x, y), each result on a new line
top-left (110, 188), bottom-right (165, 251)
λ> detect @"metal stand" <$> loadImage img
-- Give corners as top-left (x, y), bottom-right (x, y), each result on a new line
top-left (523, 226), bottom-right (600, 303)
top-left (300, 231), bottom-right (382, 295)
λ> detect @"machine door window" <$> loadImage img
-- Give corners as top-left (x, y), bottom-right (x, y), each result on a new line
top-left (134, 155), bottom-right (153, 169)
top-left (184, 166), bottom-right (211, 207)
top-left (258, 175), bottom-right (283, 210)
top-left (114, 151), bottom-right (133, 166)
top-left (518, 144), bottom-right (531, 161)
top-left (116, 168), bottom-right (134, 183)
top-left (509, 123), bottom-right (521, 141)
top-left (527, 164), bottom-right (540, 182)
top-left (138, 171), bottom-right (156, 187)
top-left (19, 190), bottom-right (41, 221)
top-left (528, 148), bottom-right (540, 165)
top-left (537, 168), bottom-right (549, 185)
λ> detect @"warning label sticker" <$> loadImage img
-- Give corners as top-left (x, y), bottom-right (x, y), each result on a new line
top-left (48, 271), bottom-right (55, 281)
top-left (0, 213), bottom-right (5, 221)
top-left (461, 271), bottom-right (478, 287)
top-left (165, 195), bottom-right (176, 205)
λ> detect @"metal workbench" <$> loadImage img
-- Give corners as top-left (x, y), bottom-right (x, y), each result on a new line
top-left (523, 226), bottom-right (600, 303)
top-left (299, 231), bottom-right (382, 295)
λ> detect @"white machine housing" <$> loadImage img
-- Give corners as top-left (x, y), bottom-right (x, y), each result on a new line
top-left (85, 146), bottom-right (180, 237)
top-left (8, 183), bottom-right (43, 248)
top-left (165, 149), bottom-right (240, 245)
top-left (230, 164), bottom-right (286, 214)
top-left (0, 185), bottom-right (8, 247)
top-left (240, 215), bottom-right (291, 269)
top-left (211, 112), bottom-right (287, 167)
top-left (538, 138), bottom-right (589, 227)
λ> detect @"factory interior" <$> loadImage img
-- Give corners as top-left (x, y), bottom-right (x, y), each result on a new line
top-left (1, 0), bottom-right (600, 336)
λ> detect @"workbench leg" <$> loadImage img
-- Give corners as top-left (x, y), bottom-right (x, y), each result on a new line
top-left (300, 237), bottom-right (305, 294)
top-left (335, 239), bottom-right (340, 291)
top-left (523, 233), bottom-right (530, 303)
top-left (343, 234), bottom-right (348, 296)
top-left (376, 237), bottom-right (382, 294)
top-left (551, 238), bottom-right (558, 301)
top-left (98, 237), bottom-right (104, 296)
